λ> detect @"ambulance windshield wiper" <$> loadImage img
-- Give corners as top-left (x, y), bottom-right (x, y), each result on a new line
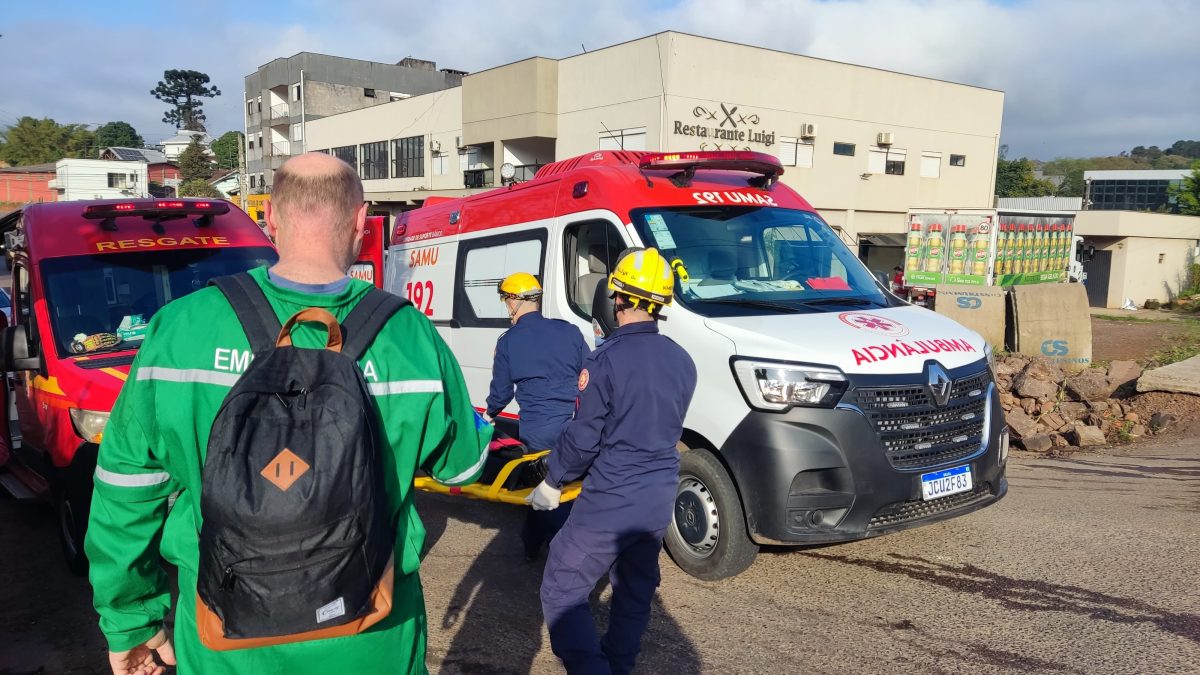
top-left (795, 296), bottom-right (882, 308)
top-left (698, 298), bottom-right (801, 312)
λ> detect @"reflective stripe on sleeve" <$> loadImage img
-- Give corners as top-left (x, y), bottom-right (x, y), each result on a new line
top-left (369, 380), bottom-right (444, 396)
top-left (438, 445), bottom-right (490, 486)
top-left (136, 367), bottom-right (241, 387)
top-left (95, 466), bottom-right (172, 488)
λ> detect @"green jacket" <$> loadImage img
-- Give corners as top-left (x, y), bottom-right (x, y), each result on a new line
top-left (86, 266), bottom-right (492, 674)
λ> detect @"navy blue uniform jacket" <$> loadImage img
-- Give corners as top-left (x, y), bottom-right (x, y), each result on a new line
top-left (486, 311), bottom-right (590, 449)
top-left (545, 321), bottom-right (698, 532)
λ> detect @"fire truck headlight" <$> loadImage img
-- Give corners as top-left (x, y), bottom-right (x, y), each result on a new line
top-left (69, 408), bottom-right (110, 444)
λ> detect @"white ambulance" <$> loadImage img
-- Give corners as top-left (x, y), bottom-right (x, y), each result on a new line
top-left (387, 150), bottom-right (1009, 580)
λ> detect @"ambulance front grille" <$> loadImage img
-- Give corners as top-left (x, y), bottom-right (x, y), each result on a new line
top-left (852, 367), bottom-right (991, 470)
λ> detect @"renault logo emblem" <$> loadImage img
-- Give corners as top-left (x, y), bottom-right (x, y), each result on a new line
top-left (927, 363), bottom-right (953, 407)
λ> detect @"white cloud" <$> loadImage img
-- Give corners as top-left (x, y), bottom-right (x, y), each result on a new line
top-left (1, 0), bottom-right (1195, 159)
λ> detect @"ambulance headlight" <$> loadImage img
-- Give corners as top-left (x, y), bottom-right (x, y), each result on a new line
top-left (731, 359), bottom-right (848, 411)
top-left (69, 408), bottom-right (110, 444)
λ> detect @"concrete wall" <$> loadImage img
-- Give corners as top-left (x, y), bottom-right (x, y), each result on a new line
top-left (54, 159), bottom-right (149, 200)
top-left (306, 88), bottom-right (465, 193)
top-left (1096, 236), bottom-right (1198, 308)
top-left (462, 58), bottom-right (558, 145)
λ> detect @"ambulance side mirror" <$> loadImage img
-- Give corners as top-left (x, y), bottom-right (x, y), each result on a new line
top-left (2, 325), bottom-right (40, 371)
top-left (590, 278), bottom-right (618, 339)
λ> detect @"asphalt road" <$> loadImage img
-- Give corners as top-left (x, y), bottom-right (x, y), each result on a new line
top-left (1, 430), bottom-right (1198, 674)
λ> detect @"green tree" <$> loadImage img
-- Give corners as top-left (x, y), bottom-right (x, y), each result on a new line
top-left (151, 69), bottom-right (221, 132)
top-left (177, 178), bottom-right (223, 199)
top-left (1167, 140), bottom-right (1200, 159)
top-left (210, 131), bottom-right (243, 170)
top-left (177, 136), bottom-right (214, 182)
top-left (94, 121), bottom-right (144, 149)
top-left (0, 117), bottom-right (96, 165)
top-left (995, 157), bottom-right (1057, 198)
top-left (1167, 160), bottom-right (1200, 215)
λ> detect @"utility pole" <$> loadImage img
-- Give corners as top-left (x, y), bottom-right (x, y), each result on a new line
top-left (237, 133), bottom-right (248, 211)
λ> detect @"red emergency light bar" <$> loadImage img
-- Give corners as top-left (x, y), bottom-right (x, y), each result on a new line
top-left (638, 151), bottom-right (783, 187)
top-left (83, 200), bottom-right (231, 220)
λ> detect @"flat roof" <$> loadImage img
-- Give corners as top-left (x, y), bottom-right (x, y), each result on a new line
top-left (1084, 169), bottom-right (1189, 181)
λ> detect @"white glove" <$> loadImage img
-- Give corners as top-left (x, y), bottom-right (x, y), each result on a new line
top-left (526, 480), bottom-right (562, 511)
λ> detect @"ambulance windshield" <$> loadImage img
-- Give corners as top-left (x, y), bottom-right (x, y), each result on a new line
top-left (630, 206), bottom-right (891, 316)
top-left (40, 246), bottom-right (277, 357)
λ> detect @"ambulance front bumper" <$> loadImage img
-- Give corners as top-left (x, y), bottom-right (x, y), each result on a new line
top-left (718, 363), bottom-right (1008, 545)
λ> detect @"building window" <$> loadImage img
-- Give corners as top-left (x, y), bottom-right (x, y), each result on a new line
top-left (107, 173), bottom-right (137, 188)
top-left (257, 96), bottom-right (262, 112)
top-left (432, 152), bottom-right (448, 176)
top-left (291, 124), bottom-right (303, 142)
top-left (292, 84), bottom-right (301, 101)
top-left (833, 142), bottom-right (855, 156)
top-left (392, 136), bottom-right (424, 178)
top-left (868, 147), bottom-right (907, 175)
top-left (247, 100), bottom-right (254, 116)
top-left (950, 154), bottom-right (966, 167)
top-left (249, 175), bottom-right (256, 188)
top-left (598, 127), bottom-right (646, 151)
top-left (459, 147), bottom-right (481, 171)
top-left (364, 87), bottom-right (376, 98)
top-left (920, 151), bottom-right (941, 179)
top-left (359, 141), bottom-right (389, 180)
top-left (389, 93), bottom-right (409, 102)
top-left (248, 136), bottom-right (255, 151)
top-left (332, 145), bottom-right (358, 168)
top-left (779, 137), bottom-right (798, 167)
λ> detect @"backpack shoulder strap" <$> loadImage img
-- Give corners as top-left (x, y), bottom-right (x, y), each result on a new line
top-left (210, 273), bottom-right (283, 355)
top-left (340, 289), bottom-right (409, 361)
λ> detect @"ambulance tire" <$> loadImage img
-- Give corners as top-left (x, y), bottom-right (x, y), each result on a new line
top-left (665, 448), bottom-right (758, 581)
top-left (53, 445), bottom-right (96, 577)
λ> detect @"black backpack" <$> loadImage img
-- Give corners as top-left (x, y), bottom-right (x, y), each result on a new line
top-left (196, 273), bottom-right (405, 651)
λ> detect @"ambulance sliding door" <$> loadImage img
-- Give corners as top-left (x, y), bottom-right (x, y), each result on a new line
top-left (452, 228), bottom-right (548, 411)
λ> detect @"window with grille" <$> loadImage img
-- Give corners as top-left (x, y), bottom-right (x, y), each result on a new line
top-left (392, 136), bottom-right (424, 178)
top-left (332, 145), bottom-right (357, 168)
top-left (359, 141), bottom-right (388, 180)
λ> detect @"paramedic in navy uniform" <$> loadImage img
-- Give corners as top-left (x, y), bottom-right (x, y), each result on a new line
top-left (528, 248), bottom-right (698, 675)
top-left (486, 272), bottom-right (589, 559)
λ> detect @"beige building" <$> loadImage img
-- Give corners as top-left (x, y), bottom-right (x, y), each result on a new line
top-left (306, 31), bottom-right (1004, 244)
top-left (1074, 211), bottom-right (1200, 308)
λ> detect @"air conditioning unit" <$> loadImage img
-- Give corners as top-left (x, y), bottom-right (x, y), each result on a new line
top-left (430, 140), bottom-right (442, 152)
top-left (455, 136), bottom-right (465, 149)
top-left (800, 123), bottom-right (817, 139)
top-left (876, 132), bottom-right (895, 146)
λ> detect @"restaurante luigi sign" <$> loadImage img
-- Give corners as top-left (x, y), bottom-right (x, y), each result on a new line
top-left (673, 102), bottom-right (777, 149)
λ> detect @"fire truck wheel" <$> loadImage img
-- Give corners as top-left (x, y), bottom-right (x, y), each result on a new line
top-left (665, 447), bottom-right (758, 581)
top-left (54, 446), bottom-right (97, 577)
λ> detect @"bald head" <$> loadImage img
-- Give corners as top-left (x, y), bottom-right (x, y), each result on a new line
top-left (267, 152), bottom-right (367, 274)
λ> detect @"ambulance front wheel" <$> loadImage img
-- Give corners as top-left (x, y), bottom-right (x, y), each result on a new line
top-left (665, 448), bottom-right (758, 581)
top-left (54, 444), bottom-right (97, 577)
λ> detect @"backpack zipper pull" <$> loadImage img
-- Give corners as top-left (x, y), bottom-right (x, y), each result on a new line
top-left (220, 566), bottom-right (234, 591)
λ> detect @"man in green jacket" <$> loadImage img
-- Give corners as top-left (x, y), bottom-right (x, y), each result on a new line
top-left (86, 153), bottom-right (492, 675)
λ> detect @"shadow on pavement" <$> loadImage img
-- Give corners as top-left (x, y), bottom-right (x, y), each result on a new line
top-left (805, 551), bottom-right (1200, 644)
top-left (417, 492), bottom-right (701, 674)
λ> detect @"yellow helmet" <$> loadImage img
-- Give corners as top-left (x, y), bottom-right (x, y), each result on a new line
top-left (497, 272), bottom-right (542, 299)
top-left (608, 247), bottom-right (674, 312)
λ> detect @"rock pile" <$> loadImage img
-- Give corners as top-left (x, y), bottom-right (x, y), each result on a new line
top-left (994, 355), bottom-right (1158, 453)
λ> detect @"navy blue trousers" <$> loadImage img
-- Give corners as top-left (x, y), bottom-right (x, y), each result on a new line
top-left (540, 521), bottom-right (665, 675)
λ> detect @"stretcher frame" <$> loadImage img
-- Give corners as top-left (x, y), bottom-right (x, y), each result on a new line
top-left (413, 450), bottom-right (582, 506)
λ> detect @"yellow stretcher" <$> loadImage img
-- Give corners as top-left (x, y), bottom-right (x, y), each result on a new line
top-left (413, 450), bottom-right (583, 506)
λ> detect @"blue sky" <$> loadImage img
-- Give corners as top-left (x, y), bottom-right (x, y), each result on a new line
top-left (1, 0), bottom-right (1196, 159)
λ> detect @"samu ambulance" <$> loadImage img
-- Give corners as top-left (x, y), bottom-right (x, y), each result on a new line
top-left (0, 199), bottom-right (277, 573)
top-left (388, 150), bottom-right (1009, 580)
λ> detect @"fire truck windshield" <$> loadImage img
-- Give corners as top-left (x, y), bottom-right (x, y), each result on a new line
top-left (630, 206), bottom-right (892, 317)
top-left (40, 246), bottom-right (277, 357)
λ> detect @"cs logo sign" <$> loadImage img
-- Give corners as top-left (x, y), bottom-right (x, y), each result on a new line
top-left (1041, 339), bottom-right (1069, 356)
top-left (956, 297), bottom-right (982, 309)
